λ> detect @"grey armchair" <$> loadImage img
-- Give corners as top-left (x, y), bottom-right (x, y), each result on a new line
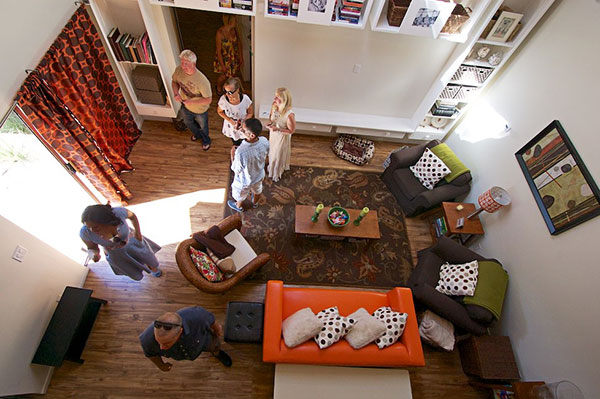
top-left (408, 236), bottom-right (505, 335)
top-left (381, 140), bottom-right (471, 217)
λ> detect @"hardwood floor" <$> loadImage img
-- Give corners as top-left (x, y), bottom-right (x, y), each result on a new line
top-left (22, 118), bottom-right (487, 398)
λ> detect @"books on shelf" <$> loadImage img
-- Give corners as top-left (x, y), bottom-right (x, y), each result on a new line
top-left (219, 0), bottom-right (233, 7)
top-left (107, 28), bottom-right (156, 64)
top-left (233, 0), bottom-right (252, 10)
top-left (268, 0), bottom-right (290, 15)
top-left (335, 0), bottom-right (365, 24)
top-left (433, 217), bottom-right (448, 237)
top-left (431, 102), bottom-right (458, 117)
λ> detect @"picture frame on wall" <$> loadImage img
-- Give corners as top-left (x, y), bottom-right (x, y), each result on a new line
top-left (515, 120), bottom-right (600, 235)
top-left (297, 0), bottom-right (336, 24)
top-left (398, 0), bottom-right (455, 39)
top-left (486, 11), bottom-right (523, 42)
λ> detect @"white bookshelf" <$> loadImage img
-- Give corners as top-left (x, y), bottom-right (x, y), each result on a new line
top-left (150, 0), bottom-right (256, 16)
top-left (89, 0), bottom-right (177, 119)
top-left (369, 0), bottom-right (493, 43)
top-left (407, 0), bottom-right (555, 141)
top-left (265, 0), bottom-right (374, 30)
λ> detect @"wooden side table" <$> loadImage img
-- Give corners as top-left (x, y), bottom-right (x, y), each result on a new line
top-left (420, 202), bottom-right (484, 245)
top-left (458, 335), bottom-right (520, 381)
top-left (469, 381), bottom-right (545, 399)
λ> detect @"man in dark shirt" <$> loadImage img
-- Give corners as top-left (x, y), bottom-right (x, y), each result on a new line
top-left (139, 306), bottom-right (232, 370)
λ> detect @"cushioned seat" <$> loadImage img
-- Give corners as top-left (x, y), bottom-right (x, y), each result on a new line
top-left (392, 168), bottom-right (428, 201)
top-left (225, 301), bottom-right (264, 343)
top-left (175, 214), bottom-right (270, 294)
top-left (381, 140), bottom-right (471, 216)
top-left (408, 236), bottom-right (507, 335)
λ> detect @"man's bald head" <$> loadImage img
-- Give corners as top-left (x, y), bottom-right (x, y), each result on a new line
top-left (154, 312), bottom-right (183, 347)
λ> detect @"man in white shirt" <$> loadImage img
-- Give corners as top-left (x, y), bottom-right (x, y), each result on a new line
top-left (228, 118), bottom-right (269, 212)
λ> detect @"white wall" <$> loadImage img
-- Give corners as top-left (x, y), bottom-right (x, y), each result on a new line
top-left (0, 1), bottom-right (76, 116)
top-left (0, 1), bottom-right (90, 395)
top-left (253, 13), bottom-right (457, 118)
top-left (447, 1), bottom-right (600, 397)
top-left (0, 216), bottom-right (88, 396)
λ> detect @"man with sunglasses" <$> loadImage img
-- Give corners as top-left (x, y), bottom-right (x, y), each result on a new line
top-left (139, 306), bottom-right (232, 370)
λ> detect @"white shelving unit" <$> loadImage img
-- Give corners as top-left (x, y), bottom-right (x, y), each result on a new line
top-left (369, 0), bottom-right (492, 43)
top-left (258, 104), bottom-right (411, 139)
top-left (265, 0), bottom-right (374, 29)
top-left (89, 0), bottom-right (177, 120)
top-left (408, 0), bottom-right (555, 141)
top-left (150, 0), bottom-right (256, 16)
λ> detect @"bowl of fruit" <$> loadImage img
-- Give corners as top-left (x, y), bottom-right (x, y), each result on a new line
top-left (328, 207), bottom-right (349, 227)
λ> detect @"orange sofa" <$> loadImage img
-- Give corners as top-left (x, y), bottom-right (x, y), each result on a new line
top-left (263, 280), bottom-right (425, 367)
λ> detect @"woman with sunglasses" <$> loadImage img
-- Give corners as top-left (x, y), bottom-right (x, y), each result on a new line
top-left (267, 87), bottom-right (296, 182)
top-left (80, 204), bottom-right (162, 280)
top-left (216, 77), bottom-right (253, 161)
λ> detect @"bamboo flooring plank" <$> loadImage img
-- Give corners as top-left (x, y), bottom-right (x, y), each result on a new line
top-left (24, 107), bottom-right (484, 398)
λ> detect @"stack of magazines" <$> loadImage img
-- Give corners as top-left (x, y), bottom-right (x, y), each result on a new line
top-left (268, 0), bottom-right (290, 15)
top-left (337, 0), bottom-right (365, 24)
top-left (431, 102), bottom-right (457, 117)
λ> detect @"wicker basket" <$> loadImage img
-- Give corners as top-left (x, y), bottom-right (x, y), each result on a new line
top-left (386, 0), bottom-right (410, 27)
top-left (441, 4), bottom-right (470, 34)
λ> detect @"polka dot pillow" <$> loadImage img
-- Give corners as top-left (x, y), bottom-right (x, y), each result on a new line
top-left (314, 307), bottom-right (356, 349)
top-left (410, 148), bottom-right (451, 190)
top-left (189, 246), bottom-right (224, 282)
top-left (435, 260), bottom-right (479, 296)
top-left (373, 307), bottom-right (408, 349)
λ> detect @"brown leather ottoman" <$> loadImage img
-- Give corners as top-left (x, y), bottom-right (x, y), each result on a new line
top-left (458, 335), bottom-right (520, 380)
top-left (224, 301), bottom-right (264, 343)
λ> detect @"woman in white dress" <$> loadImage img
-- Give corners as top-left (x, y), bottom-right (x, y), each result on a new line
top-left (217, 77), bottom-right (253, 161)
top-left (267, 87), bottom-right (296, 182)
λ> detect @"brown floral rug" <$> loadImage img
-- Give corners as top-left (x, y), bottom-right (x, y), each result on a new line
top-left (224, 166), bottom-right (413, 288)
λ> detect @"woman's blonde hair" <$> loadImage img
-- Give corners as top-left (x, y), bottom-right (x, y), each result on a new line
top-left (224, 77), bottom-right (244, 96)
top-left (271, 87), bottom-right (292, 115)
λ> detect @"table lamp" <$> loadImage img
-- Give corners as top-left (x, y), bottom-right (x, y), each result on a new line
top-left (467, 186), bottom-right (511, 219)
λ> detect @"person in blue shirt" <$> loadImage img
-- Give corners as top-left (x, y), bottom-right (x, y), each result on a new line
top-left (80, 204), bottom-right (161, 280)
top-left (139, 306), bottom-right (232, 370)
top-left (227, 118), bottom-right (270, 212)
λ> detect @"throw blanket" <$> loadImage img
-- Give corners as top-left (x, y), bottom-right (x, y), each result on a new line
top-left (430, 143), bottom-right (470, 183)
top-left (192, 225), bottom-right (235, 258)
top-left (463, 260), bottom-right (508, 320)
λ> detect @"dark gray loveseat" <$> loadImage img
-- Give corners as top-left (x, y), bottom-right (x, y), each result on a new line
top-left (381, 140), bottom-right (471, 217)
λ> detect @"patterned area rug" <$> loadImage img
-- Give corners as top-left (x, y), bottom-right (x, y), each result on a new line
top-left (224, 166), bottom-right (413, 288)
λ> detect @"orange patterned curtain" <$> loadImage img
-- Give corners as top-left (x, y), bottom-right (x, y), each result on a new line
top-left (15, 6), bottom-right (140, 202)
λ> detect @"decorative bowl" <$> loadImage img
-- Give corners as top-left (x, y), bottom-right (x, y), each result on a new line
top-left (328, 207), bottom-right (349, 227)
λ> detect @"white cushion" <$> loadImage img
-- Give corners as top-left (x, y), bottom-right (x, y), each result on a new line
top-left (314, 307), bottom-right (356, 349)
top-left (435, 260), bottom-right (479, 296)
top-left (373, 307), bottom-right (408, 349)
top-left (282, 308), bottom-right (323, 348)
top-left (409, 148), bottom-right (451, 190)
top-left (419, 310), bottom-right (455, 351)
top-left (345, 308), bottom-right (386, 349)
top-left (224, 229), bottom-right (257, 273)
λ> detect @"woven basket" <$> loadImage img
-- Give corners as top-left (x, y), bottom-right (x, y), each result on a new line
top-left (441, 4), bottom-right (470, 34)
top-left (386, 0), bottom-right (410, 27)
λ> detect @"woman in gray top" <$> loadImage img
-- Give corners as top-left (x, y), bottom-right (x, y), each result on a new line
top-left (80, 204), bottom-right (161, 280)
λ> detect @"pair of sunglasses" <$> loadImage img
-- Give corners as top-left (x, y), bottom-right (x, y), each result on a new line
top-left (226, 89), bottom-right (238, 95)
top-left (154, 320), bottom-right (181, 331)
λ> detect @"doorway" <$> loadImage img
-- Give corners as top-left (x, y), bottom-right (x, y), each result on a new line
top-left (0, 107), bottom-right (101, 262)
top-left (174, 9), bottom-right (252, 96)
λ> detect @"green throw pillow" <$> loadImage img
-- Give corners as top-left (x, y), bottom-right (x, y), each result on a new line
top-left (430, 143), bottom-right (470, 183)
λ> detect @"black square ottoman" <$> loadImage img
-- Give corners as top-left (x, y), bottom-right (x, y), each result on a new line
top-left (224, 301), bottom-right (264, 343)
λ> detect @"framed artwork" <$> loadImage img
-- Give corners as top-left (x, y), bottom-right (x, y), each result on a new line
top-left (486, 11), bottom-right (523, 42)
top-left (297, 0), bottom-right (336, 24)
top-left (515, 120), bottom-right (600, 235)
top-left (398, 0), bottom-right (455, 38)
